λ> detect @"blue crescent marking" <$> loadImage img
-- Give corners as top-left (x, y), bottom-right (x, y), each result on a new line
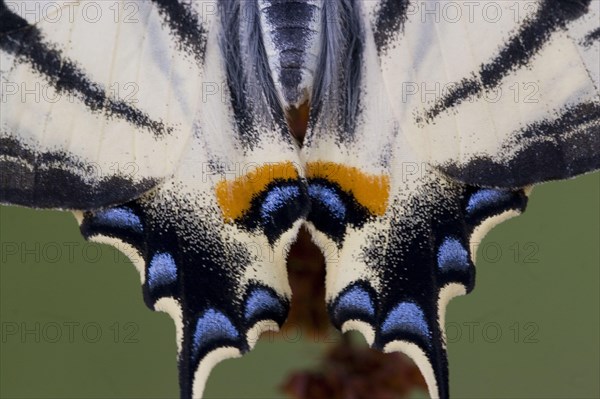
top-left (94, 207), bottom-right (143, 232)
top-left (148, 252), bottom-right (177, 289)
top-left (466, 188), bottom-right (511, 214)
top-left (244, 288), bottom-right (284, 321)
top-left (260, 185), bottom-right (301, 222)
top-left (437, 237), bottom-right (469, 272)
top-left (308, 184), bottom-right (346, 220)
top-left (334, 285), bottom-right (375, 318)
top-left (382, 302), bottom-right (430, 339)
top-left (192, 309), bottom-right (239, 359)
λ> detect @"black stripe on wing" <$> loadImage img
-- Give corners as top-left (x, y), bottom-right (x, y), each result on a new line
top-left (440, 101), bottom-right (600, 187)
top-left (0, 1), bottom-right (172, 138)
top-left (582, 26), bottom-right (600, 47)
top-left (372, 0), bottom-right (410, 55)
top-left (418, 0), bottom-right (593, 124)
top-left (0, 136), bottom-right (158, 209)
top-left (152, 0), bottom-right (208, 65)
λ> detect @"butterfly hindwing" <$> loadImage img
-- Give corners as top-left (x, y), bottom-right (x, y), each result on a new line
top-left (2, 1), bottom-right (308, 397)
top-left (302, 1), bottom-right (598, 398)
top-left (78, 177), bottom-right (302, 398)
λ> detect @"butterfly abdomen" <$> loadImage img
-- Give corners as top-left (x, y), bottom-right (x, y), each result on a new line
top-left (258, 0), bottom-right (323, 107)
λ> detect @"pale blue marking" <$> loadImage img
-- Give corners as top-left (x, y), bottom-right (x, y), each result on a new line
top-left (244, 288), bottom-right (283, 320)
top-left (192, 309), bottom-right (239, 358)
top-left (148, 252), bottom-right (177, 289)
top-left (308, 184), bottom-right (346, 220)
top-left (437, 238), bottom-right (469, 272)
top-left (466, 189), bottom-right (510, 214)
top-left (382, 302), bottom-right (430, 338)
top-left (260, 186), bottom-right (300, 221)
top-left (95, 208), bottom-right (142, 232)
top-left (335, 285), bottom-right (375, 317)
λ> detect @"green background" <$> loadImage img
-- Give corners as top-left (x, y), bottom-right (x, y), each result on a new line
top-left (1, 173), bottom-right (598, 399)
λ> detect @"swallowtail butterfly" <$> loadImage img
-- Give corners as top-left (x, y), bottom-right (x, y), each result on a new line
top-left (1, 0), bottom-right (598, 397)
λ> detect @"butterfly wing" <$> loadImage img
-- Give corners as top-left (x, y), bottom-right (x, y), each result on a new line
top-left (303, 1), bottom-right (598, 398)
top-left (371, 0), bottom-right (599, 188)
top-left (2, 1), bottom-right (308, 397)
top-left (78, 154), bottom-right (305, 399)
top-left (0, 0), bottom-right (209, 209)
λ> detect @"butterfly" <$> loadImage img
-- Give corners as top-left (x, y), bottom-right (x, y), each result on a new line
top-left (1, 1), bottom-right (598, 398)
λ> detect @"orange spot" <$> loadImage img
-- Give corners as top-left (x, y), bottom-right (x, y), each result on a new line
top-left (215, 162), bottom-right (299, 221)
top-left (307, 162), bottom-right (390, 216)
